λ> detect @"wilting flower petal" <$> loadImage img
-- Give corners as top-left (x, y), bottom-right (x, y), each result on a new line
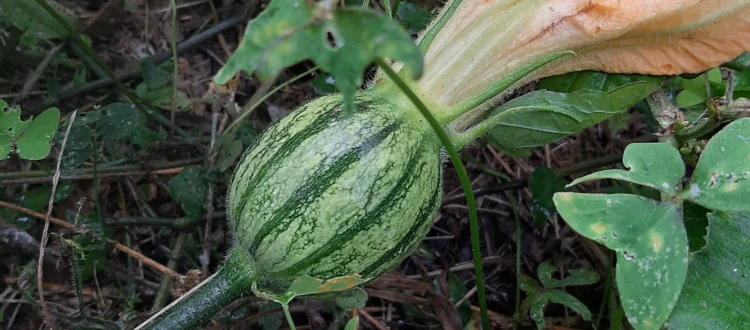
top-left (417, 0), bottom-right (750, 107)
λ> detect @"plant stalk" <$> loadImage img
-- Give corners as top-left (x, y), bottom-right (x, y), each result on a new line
top-left (374, 58), bottom-right (490, 330)
top-left (134, 250), bottom-right (256, 330)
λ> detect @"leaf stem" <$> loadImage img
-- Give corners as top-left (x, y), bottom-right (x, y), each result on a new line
top-left (283, 305), bottom-right (297, 330)
top-left (34, 0), bottom-right (190, 138)
top-left (438, 51), bottom-right (575, 128)
top-left (374, 57), bottom-right (490, 330)
top-left (134, 250), bottom-right (256, 330)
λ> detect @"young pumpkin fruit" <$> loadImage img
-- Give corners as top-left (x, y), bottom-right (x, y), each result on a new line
top-left (137, 85), bottom-right (442, 330)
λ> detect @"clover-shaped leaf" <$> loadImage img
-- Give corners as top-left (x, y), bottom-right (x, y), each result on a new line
top-left (687, 118), bottom-right (750, 211)
top-left (214, 0), bottom-right (423, 114)
top-left (568, 143), bottom-right (685, 197)
top-left (553, 193), bottom-right (688, 330)
top-left (1, 99), bottom-right (60, 160)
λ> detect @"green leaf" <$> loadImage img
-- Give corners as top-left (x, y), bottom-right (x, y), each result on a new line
top-left (57, 125), bottom-right (91, 150)
top-left (682, 202), bottom-right (709, 252)
top-left (140, 60), bottom-right (171, 89)
top-left (0, 0), bottom-right (71, 40)
top-left (213, 0), bottom-right (423, 114)
top-left (310, 74), bottom-right (339, 96)
top-left (285, 274), bottom-right (365, 299)
top-left (666, 211), bottom-right (750, 329)
top-left (168, 166), bottom-right (208, 220)
top-left (567, 143), bottom-right (685, 197)
top-left (129, 126), bottom-right (165, 149)
top-left (1, 100), bottom-right (60, 160)
top-left (688, 118), bottom-right (750, 211)
top-left (335, 288), bottom-right (367, 310)
top-left (486, 81), bottom-right (658, 155)
top-left (536, 262), bottom-right (599, 289)
top-left (344, 316), bottom-right (359, 330)
top-left (60, 147), bottom-right (90, 170)
top-left (135, 83), bottom-right (191, 111)
top-left (553, 193), bottom-right (689, 330)
top-left (519, 274), bottom-right (593, 329)
top-left (537, 71), bottom-right (663, 94)
top-left (257, 302), bottom-right (283, 330)
top-left (529, 168), bottom-right (570, 227)
top-left (394, 2), bottom-right (432, 34)
top-left (66, 111), bottom-right (101, 126)
top-left (98, 103), bottom-right (141, 140)
top-left (675, 69), bottom-right (723, 108)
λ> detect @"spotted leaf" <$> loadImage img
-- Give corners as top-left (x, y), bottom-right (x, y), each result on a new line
top-left (688, 118), bottom-right (750, 211)
top-left (0, 100), bottom-right (60, 160)
top-left (553, 193), bottom-right (689, 330)
top-left (214, 0), bottom-right (422, 114)
top-left (567, 143), bottom-right (685, 197)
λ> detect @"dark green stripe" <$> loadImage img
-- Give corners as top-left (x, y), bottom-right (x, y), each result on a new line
top-left (361, 159), bottom-right (441, 276)
top-left (248, 122), bottom-right (401, 254)
top-left (272, 141), bottom-right (427, 277)
top-left (231, 101), bottom-right (339, 220)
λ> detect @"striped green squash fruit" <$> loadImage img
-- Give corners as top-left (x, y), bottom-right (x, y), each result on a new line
top-left (227, 87), bottom-right (443, 292)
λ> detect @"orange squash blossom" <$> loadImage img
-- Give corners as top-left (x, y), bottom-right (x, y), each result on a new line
top-left (417, 0), bottom-right (750, 107)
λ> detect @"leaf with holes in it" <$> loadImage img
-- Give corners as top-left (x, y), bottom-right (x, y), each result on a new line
top-left (486, 81), bottom-right (658, 157)
top-left (688, 118), bottom-right (750, 211)
top-left (553, 193), bottom-right (688, 330)
top-left (567, 143), bottom-right (685, 197)
top-left (666, 211), bottom-right (750, 329)
top-left (213, 0), bottom-right (422, 114)
top-left (0, 100), bottom-right (60, 160)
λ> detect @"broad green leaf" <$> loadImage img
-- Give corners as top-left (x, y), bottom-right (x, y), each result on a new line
top-left (213, 0), bottom-right (422, 114)
top-left (529, 168), bottom-right (570, 227)
top-left (0, 0), bottom-right (71, 40)
top-left (335, 287), bottom-right (367, 310)
top-left (675, 69), bottom-right (723, 108)
top-left (536, 262), bottom-right (599, 289)
top-left (666, 211), bottom-right (750, 329)
top-left (168, 166), bottom-right (208, 220)
top-left (1, 100), bottom-right (60, 160)
top-left (568, 143), bottom-right (684, 197)
top-left (486, 81), bottom-right (658, 155)
top-left (140, 60), bottom-right (171, 89)
top-left (537, 71), bottom-right (663, 94)
top-left (688, 118), bottom-right (750, 211)
top-left (553, 193), bottom-right (688, 330)
top-left (98, 103), bottom-right (141, 140)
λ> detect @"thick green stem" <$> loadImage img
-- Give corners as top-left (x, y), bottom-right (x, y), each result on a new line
top-left (374, 58), bottom-right (490, 330)
top-left (135, 250), bottom-right (256, 330)
top-left (437, 51), bottom-right (576, 126)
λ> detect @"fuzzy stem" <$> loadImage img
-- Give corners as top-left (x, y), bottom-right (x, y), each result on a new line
top-left (135, 250), bottom-right (256, 330)
top-left (436, 51), bottom-right (575, 126)
top-left (374, 57), bottom-right (490, 330)
top-left (418, 0), bottom-right (463, 53)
